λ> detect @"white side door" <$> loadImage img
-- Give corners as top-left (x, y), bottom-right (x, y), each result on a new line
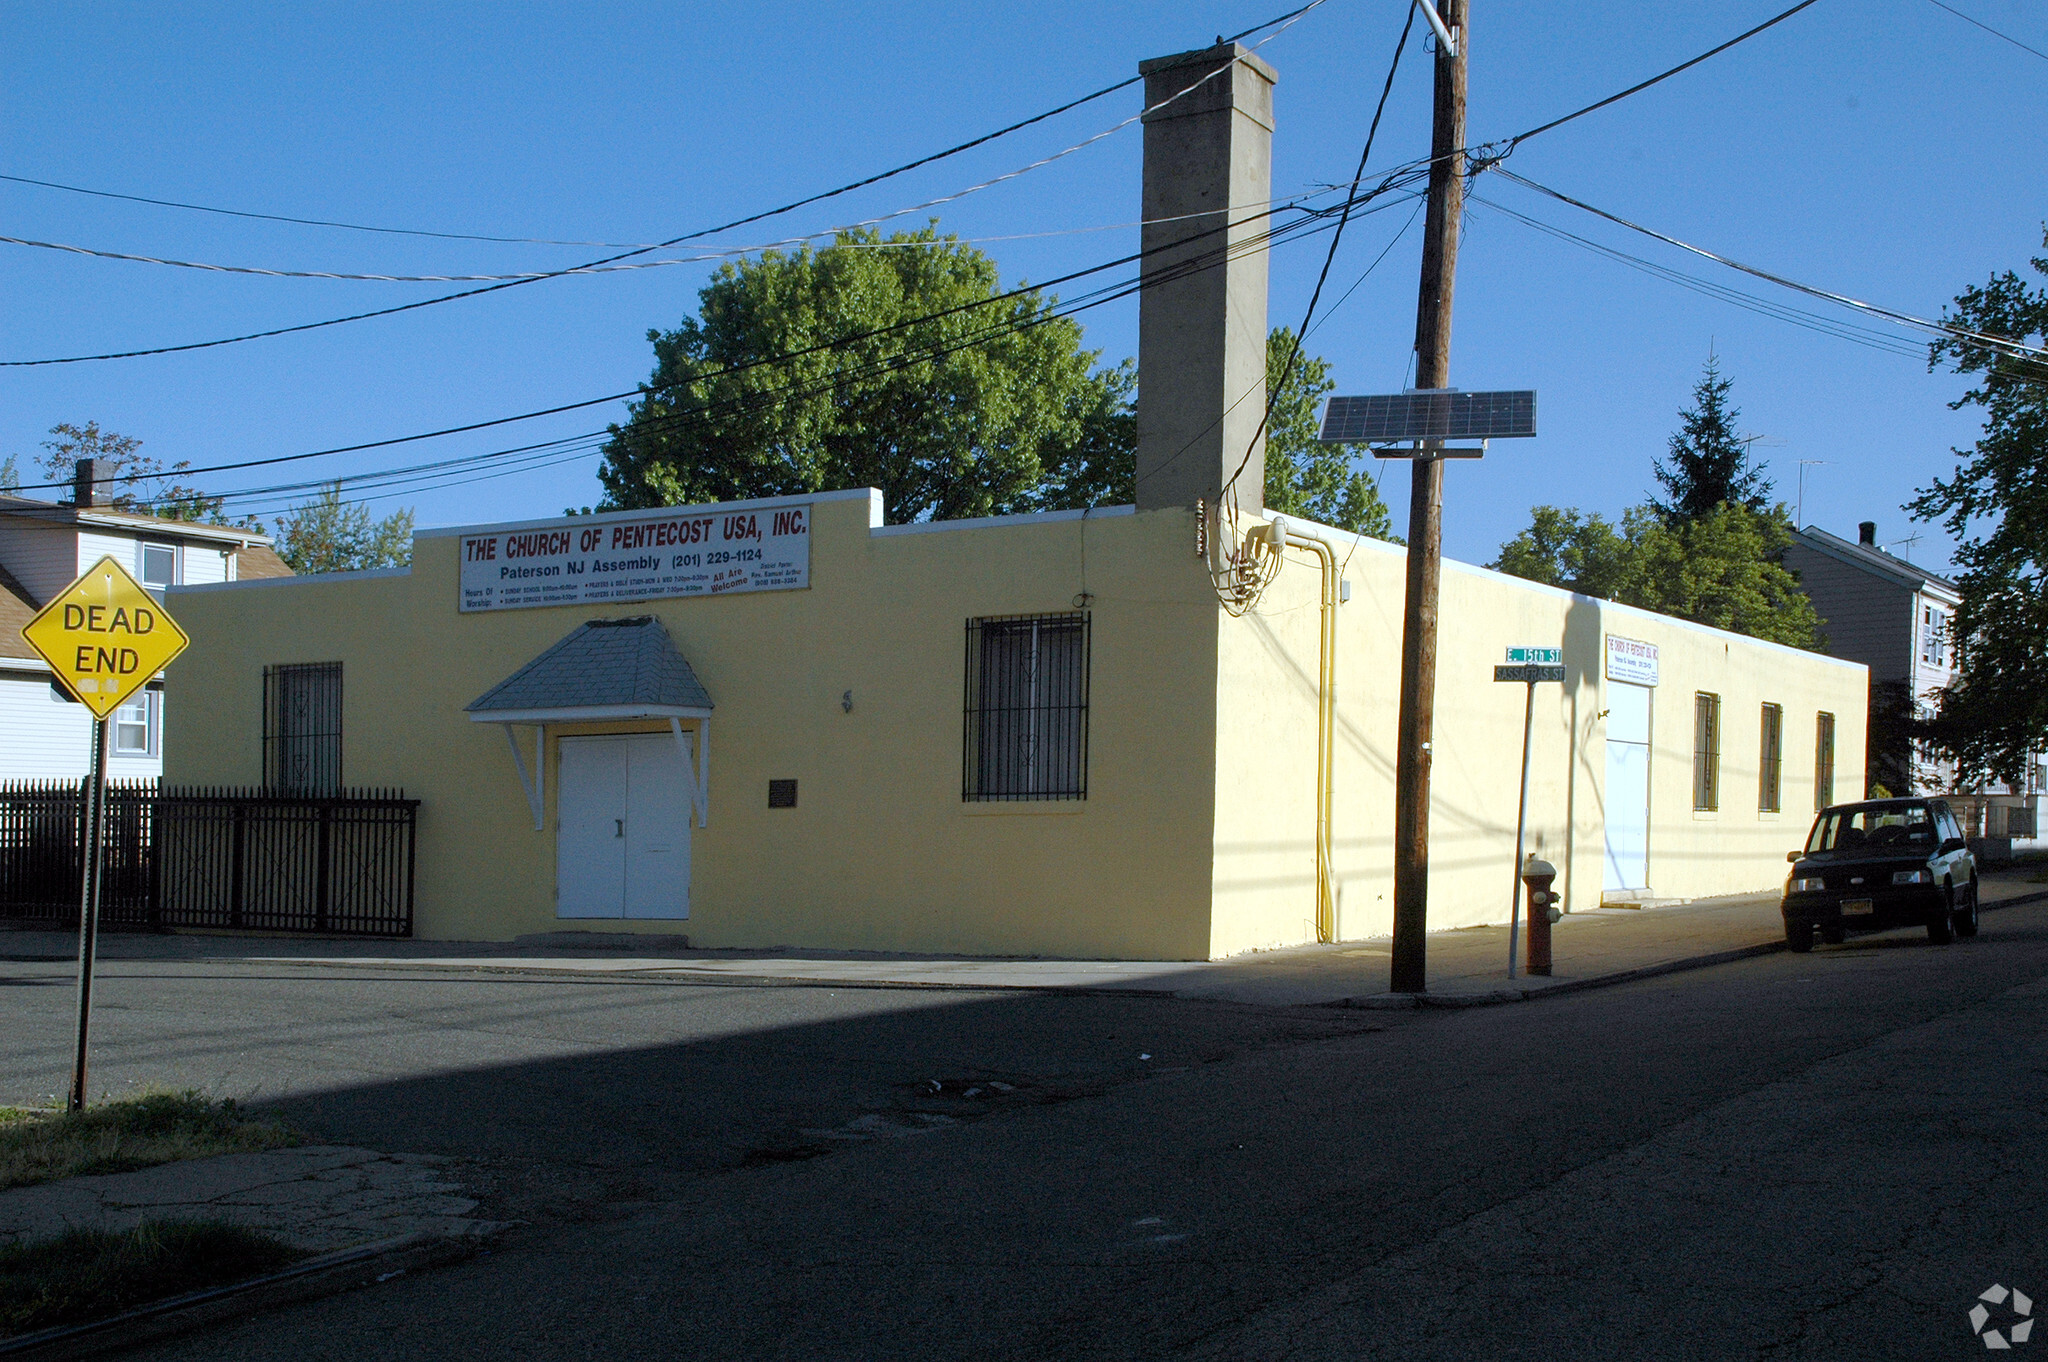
top-left (557, 737), bottom-right (627, 918)
top-left (1604, 683), bottom-right (1652, 892)
top-left (623, 733), bottom-right (692, 920)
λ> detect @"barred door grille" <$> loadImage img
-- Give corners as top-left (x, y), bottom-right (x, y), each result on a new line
top-left (963, 613), bottom-right (1090, 801)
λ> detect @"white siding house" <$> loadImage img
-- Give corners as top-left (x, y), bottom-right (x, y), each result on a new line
top-left (1, 470), bottom-right (290, 783)
top-left (1785, 519), bottom-right (2041, 850)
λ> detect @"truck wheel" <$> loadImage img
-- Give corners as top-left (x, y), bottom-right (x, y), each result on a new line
top-left (1786, 919), bottom-right (1814, 953)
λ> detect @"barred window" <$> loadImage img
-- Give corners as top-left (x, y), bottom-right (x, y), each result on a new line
top-left (1814, 712), bottom-right (1836, 810)
top-left (1758, 703), bottom-right (1783, 813)
top-left (963, 613), bottom-right (1089, 801)
top-left (1693, 692), bottom-right (1720, 812)
top-left (264, 662), bottom-right (343, 794)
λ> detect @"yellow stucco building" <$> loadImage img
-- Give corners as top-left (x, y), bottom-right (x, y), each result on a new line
top-left (161, 488), bottom-right (1864, 958)
top-left (156, 40), bottom-right (1865, 958)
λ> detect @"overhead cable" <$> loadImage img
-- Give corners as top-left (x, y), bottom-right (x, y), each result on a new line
top-left (1219, 0), bottom-right (1416, 507)
top-left (1468, 194), bottom-right (1927, 359)
top-left (1479, 0), bottom-right (1822, 160)
top-left (11, 184), bottom-right (1377, 498)
top-left (1923, 0), bottom-right (2048, 62)
top-left (1, 1), bottom-right (1330, 367)
top-left (1490, 168), bottom-right (2048, 364)
top-left (0, 190), bottom-right (1336, 283)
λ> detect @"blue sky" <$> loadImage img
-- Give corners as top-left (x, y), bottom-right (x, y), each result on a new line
top-left (3, 0), bottom-right (2043, 574)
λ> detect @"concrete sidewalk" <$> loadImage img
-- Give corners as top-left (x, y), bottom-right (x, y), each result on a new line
top-left (8, 868), bottom-right (2046, 1009)
top-left (0, 1146), bottom-right (501, 1254)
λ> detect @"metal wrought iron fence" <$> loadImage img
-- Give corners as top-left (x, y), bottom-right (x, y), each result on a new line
top-left (0, 781), bottom-right (417, 936)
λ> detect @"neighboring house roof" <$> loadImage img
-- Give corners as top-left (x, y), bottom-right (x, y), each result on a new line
top-left (0, 562), bottom-right (39, 662)
top-left (0, 493), bottom-right (274, 549)
top-left (1789, 525), bottom-right (1959, 599)
top-left (233, 545), bottom-right (295, 580)
top-left (465, 616), bottom-right (713, 718)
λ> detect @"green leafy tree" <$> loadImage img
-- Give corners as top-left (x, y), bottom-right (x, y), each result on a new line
top-left (1650, 358), bottom-right (1774, 526)
top-left (30, 421), bottom-right (237, 523)
top-left (1490, 505), bottom-right (1642, 599)
top-left (1909, 229), bottom-right (2048, 781)
top-left (1261, 327), bottom-right (1400, 541)
top-left (0, 453), bottom-right (18, 491)
top-left (596, 226), bottom-right (1127, 524)
top-left (1492, 502), bottom-right (1821, 649)
top-left (1631, 503), bottom-right (1821, 646)
top-left (274, 484), bottom-right (414, 574)
top-left (1034, 358), bottom-right (1136, 512)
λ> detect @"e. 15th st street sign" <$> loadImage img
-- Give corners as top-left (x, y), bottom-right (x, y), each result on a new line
top-left (21, 556), bottom-right (190, 718)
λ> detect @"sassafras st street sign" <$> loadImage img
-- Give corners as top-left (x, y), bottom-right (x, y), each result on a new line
top-left (21, 555), bottom-right (190, 719)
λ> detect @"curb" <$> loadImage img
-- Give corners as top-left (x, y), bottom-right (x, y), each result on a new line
top-left (1331, 885), bottom-right (2048, 1011)
top-left (0, 1225), bottom-right (499, 1361)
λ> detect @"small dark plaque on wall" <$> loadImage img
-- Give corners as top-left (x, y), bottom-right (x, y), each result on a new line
top-left (768, 779), bottom-right (798, 809)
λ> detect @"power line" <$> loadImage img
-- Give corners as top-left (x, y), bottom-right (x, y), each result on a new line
top-left (1923, 0), bottom-right (2048, 62)
top-left (1, 2), bottom-right (1330, 368)
top-left (11, 185), bottom-right (1361, 501)
top-left (1489, 168), bottom-right (2048, 365)
top-left (1220, 0), bottom-right (1416, 502)
top-left (1479, 0), bottom-right (1823, 159)
top-left (1468, 194), bottom-right (1929, 359)
top-left (0, 2), bottom-right (1327, 254)
top-left (0, 191), bottom-right (1336, 283)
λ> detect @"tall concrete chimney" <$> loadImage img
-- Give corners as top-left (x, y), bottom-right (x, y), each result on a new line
top-left (1133, 43), bottom-right (1276, 515)
top-left (73, 458), bottom-right (115, 507)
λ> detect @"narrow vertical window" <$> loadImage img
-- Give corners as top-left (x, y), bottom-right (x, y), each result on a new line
top-left (1693, 692), bottom-right (1720, 812)
top-left (963, 613), bottom-right (1090, 801)
top-left (264, 662), bottom-right (343, 794)
top-left (1921, 606), bottom-right (1946, 666)
top-left (1758, 703), bottom-right (1782, 813)
top-left (113, 691), bottom-right (157, 756)
top-left (1814, 712), bottom-right (1836, 810)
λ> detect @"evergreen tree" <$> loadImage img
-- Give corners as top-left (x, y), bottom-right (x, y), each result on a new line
top-left (1649, 358), bottom-right (1774, 525)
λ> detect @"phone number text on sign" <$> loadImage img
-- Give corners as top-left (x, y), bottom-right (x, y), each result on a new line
top-left (459, 505), bottom-right (811, 612)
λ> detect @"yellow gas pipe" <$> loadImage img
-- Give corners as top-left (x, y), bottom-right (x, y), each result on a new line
top-left (1263, 518), bottom-right (1340, 943)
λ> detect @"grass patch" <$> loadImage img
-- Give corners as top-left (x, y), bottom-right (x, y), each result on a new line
top-left (0, 1091), bottom-right (299, 1193)
top-left (0, 1220), bottom-right (305, 1337)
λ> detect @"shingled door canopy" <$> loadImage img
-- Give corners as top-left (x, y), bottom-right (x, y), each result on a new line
top-left (465, 616), bottom-right (713, 830)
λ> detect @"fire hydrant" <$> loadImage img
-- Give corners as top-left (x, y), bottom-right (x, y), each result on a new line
top-left (1523, 857), bottom-right (1560, 977)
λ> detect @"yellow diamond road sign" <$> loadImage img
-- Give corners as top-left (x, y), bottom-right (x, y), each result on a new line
top-left (21, 556), bottom-right (191, 719)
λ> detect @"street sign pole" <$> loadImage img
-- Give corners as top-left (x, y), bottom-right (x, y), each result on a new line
top-left (19, 555), bottom-right (192, 1115)
top-left (1494, 660), bottom-right (1565, 979)
top-left (1507, 679), bottom-right (1535, 980)
top-left (69, 714), bottom-right (109, 1113)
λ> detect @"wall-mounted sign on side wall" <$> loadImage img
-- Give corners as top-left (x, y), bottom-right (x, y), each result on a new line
top-left (1605, 634), bottom-right (1659, 686)
top-left (459, 505), bottom-right (812, 613)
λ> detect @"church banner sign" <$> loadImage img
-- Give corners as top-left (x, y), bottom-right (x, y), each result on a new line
top-left (460, 505), bottom-right (811, 612)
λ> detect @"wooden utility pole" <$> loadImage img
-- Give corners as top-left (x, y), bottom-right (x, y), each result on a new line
top-left (1390, 0), bottom-right (1468, 995)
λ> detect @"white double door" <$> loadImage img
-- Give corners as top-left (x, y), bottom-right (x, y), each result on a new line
top-left (1603, 682), bottom-right (1652, 893)
top-left (556, 735), bottom-right (691, 920)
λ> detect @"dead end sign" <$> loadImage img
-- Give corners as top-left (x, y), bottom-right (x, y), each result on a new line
top-left (21, 556), bottom-right (191, 719)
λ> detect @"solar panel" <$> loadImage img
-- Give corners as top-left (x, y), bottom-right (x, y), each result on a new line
top-left (1319, 389), bottom-right (1537, 444)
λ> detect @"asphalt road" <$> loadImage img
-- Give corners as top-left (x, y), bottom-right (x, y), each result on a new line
top-left (7, 903), bottom-right (2047, 1359)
